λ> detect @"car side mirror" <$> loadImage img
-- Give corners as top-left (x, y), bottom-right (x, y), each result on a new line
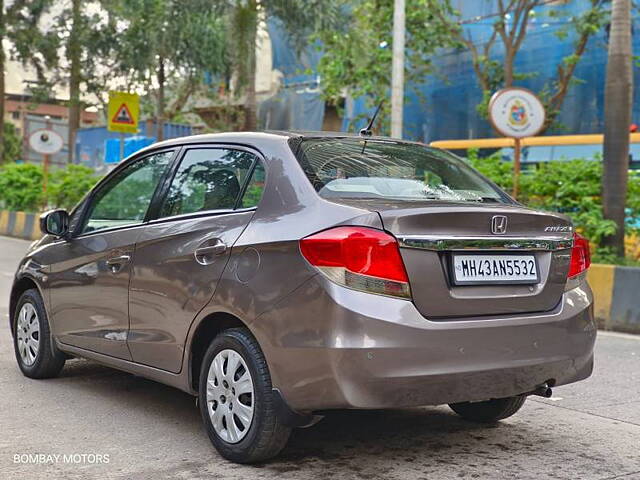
top-left (40, 209), bottom-right (70, 237)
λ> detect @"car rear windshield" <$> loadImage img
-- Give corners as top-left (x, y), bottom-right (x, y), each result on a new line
top-left (293, 138), bottom-right (511, 204)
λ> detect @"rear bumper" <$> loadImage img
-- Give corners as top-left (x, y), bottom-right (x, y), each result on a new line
top-left (253, 276), bottom-right (596, 412)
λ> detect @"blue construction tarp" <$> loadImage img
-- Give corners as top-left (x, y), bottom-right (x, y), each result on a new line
top-left (104, 136), bottom-right (156, 164)
top-left (76, 121), bottom-right (193, 168)
top-left (260, 19), bottom-right (326, 131)
top-left (265, 0), bottom-right (639, 142)
top-left (344, 0), bottom-right (640, 141)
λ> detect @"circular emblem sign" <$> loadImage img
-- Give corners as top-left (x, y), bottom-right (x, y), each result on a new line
top-left (28, 129), bottom-right (64, 155)
top-left (489, 88), bottom-right (545, 138)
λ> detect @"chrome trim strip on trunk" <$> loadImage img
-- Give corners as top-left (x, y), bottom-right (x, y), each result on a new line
top-left (397, 235), bottom-right (573, 251)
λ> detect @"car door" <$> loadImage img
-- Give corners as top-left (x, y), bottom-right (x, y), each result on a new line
top-left (47, 150), bottom-right (175, 359)
top-left (127, 146), bottom-right (266, 372)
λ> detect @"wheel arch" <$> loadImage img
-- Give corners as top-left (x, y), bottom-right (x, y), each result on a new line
top-left (9, 275), bottom-right (42, 335)
top-left (188, 311), bottom-right (249, 393)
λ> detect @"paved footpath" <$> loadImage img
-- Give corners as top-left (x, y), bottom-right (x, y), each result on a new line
top-left (0, 236), bottom-right (638, 480)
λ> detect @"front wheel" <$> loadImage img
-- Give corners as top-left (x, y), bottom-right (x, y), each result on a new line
top-left (13, 289), bottom-right (66, 379)
top-left (198, 328), bottom-right (291, 463)
top-left (449, 395), bottom-right (527, 423)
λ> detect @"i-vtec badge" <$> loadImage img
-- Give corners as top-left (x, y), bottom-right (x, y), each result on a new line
top-left (544, 225), bottom-right (572, 232)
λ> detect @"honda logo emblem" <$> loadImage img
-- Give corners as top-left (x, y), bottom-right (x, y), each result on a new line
top-left (491, 215), bottom-right (508, 235)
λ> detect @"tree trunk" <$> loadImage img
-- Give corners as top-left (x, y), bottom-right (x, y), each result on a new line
top-left (156, 56), bottom-right (165, 141)
top-left (503, 49), bottom-right (514, 87)
top-left (67, 0), bottom-right (81, 164)
top-left (0, 0), bottom-right (5, 164)
top-left (602, 0), bottom-right (633, 257)
top-left (243, 5), bottom-right (258, 131)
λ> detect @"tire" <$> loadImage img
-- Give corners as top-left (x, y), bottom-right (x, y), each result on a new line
top-left (449, 395), bottom-right (527, 423)
top-left (198, 327), bottom-right (291, 463)
top-left (13, 289), bottom-right (66, 379)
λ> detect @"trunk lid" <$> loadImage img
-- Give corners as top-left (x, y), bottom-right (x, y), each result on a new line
top-left (337, 199), bottom-right (574, 318)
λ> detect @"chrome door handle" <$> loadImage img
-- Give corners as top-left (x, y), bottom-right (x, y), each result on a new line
top-left (106, 255), bottom-right (131, 273)
top-left (194, 241), bottom-right (227, 265)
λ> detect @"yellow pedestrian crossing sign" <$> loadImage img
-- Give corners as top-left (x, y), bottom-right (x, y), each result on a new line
top-left (108, 91), bottom-right (140, 133)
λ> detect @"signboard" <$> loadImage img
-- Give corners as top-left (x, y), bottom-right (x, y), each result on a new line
top-left (488, 88), bottom-right (545, 139)
top-left (28, 129), bottom-right (64, 155)
top-left (108, 91), bottom-right (140, 134)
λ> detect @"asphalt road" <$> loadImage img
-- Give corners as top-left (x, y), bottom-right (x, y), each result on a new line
top-left (0, 236), bottom-right (639, 480)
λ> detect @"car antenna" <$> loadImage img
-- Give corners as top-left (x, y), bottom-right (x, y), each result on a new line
top-left (359, 100), bottom-right (383, 153)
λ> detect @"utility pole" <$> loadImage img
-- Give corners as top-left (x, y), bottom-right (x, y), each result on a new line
top-left (390, 0), bottom-right (405, 139)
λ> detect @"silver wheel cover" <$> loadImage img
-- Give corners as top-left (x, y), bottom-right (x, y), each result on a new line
top-left (206, 349), bottom-right (255, 443)
top-left (16, 303), bottom-right (40, 366)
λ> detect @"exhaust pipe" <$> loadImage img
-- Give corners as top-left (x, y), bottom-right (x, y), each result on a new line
top-left (529, 383), bottom-right (553, 398)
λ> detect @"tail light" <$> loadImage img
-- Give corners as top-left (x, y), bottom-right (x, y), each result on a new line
top-left (568, 233), bottom-right (591, 278)
top-left (300, 226), bottom-right (411, 299)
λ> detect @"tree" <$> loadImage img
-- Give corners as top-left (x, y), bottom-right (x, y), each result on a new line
top-left (108, 0), bottom-right (227, 141)
top-left (315, 0), bottom-right (458, 134)
top-left (1, 122), bottom-right (22, 164)
top-left (601, 0), bottom-right (632, 257)
top-left (0, 0), bottom-right (58, 162)
top-left (431, 0), bottom-right (608, 132)
top-left (221, 0), bottom-right (345, 131)
top-left (44, 1), bottom-right (123, 161)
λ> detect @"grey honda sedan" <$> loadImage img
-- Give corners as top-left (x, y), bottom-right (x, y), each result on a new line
top-left (10, 132), bottom-right (595, 463)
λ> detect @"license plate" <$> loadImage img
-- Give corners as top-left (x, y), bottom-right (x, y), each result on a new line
top-left (452, 254), bottom-right (539, 285)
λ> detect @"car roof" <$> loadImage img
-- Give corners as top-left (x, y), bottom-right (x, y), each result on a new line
top-left (144, 130), bottom-right (426, 149)
top-left (125, 130), bottom-right (432, 164)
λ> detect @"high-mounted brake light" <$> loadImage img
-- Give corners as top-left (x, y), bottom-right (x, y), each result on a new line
top-left (568, 232), bottom-right (591, 278)
top-left (300, 226), bottom-right (411, 299)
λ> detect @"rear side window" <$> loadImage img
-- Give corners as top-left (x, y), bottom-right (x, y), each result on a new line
top-left (160, 148), bottom-right (257, 217)
top-left (239, 161), bottom-right (265, 208)
top-left (294, 138), bottom-right (511, 204)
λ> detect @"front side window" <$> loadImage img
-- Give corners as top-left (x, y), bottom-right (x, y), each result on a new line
top-left (160, 148), bottom-right (256, 218)
top-left (294, 138), bottom-right (511, 204)
top-left (81, 151), bottom-right (173, 234)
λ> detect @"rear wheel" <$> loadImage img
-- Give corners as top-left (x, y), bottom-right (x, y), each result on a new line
top-left (198, 328), bottom-right (291, 463)
top-left (13, 289), bottom-right (66, 379)
top-left (449, 395), bottom-right (526, 423)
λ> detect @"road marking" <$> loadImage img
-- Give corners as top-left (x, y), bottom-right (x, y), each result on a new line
top-left (598, 330), bottom-right (640, 341)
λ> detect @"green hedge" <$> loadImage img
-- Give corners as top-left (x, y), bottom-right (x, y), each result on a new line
top-left (0, 163), bottom-right (101, 213)
top-left (468, 150), bottom-right (640, 263)
top-left (1, 155), bottom-right (637, 264)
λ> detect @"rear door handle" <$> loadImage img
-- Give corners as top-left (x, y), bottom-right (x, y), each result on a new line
top-left (106, 254), bottom-right (131, 273)
top-left (194, 241), bottom-right (227, 265)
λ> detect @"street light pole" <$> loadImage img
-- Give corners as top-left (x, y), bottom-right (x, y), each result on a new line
top-left (391, 0), bottom-right (405, 139)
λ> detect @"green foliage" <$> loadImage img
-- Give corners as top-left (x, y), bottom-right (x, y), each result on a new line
top-left (314, 0), bottom-right (459, 133)
top-left (468, 153), bottom-right (640, 263)
top-left (4, 0), bottom-right (59, 89)
top-left (74, 0), bottom-right (229, 123)
top-left (47, 165), bottom-right (101, 211)
top-left (591, 247), bottom-right (640, 267)
top-left (0, 163), bottom-right (44, 212)
top-left (1, 123), bottom-right (22, 164)
top-left (467, 148), bottom-right (513, 191)
top-left (0, 163), bottom-right (102, 212)
top-left (521, 159), bottom-right (619, 244)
